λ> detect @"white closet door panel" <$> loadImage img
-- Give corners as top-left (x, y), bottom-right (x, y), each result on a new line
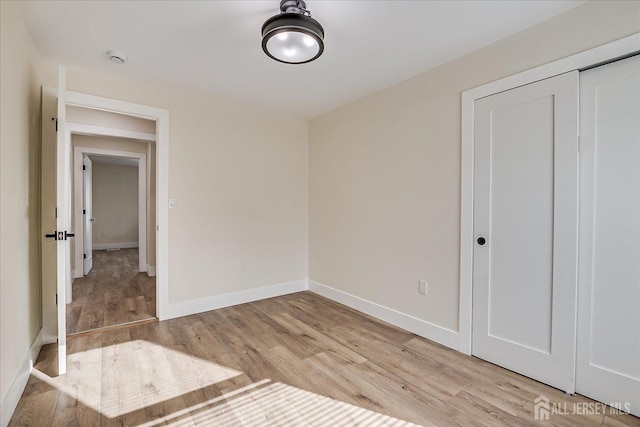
top-left (473, 71), bottom-right (579, 393)
top-left (578, 55), bottom-right (640, 416)
top-left (488, 95), bottom-right (555, 352)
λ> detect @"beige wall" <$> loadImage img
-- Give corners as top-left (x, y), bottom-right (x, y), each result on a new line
top-left (92, 162), bottom-right (139, 246)
top-left (0, 0), bottom-right (42, 408)
top-left (42, 61), bottom-right (309, 304)
top-left (309, 1), bottom-right (640, 332)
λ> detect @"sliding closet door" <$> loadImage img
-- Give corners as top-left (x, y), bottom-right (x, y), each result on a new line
top-left (577, 55), bottom-right (640, 416)
top-left (472, 71), bottom-right (579, 393)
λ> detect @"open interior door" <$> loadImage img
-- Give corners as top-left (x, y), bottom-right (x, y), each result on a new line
top-left (83, 155), bottom-right (93, 275)
top-left (41, 76), bottom-right (70, 376)
top-left (55, 66), bottom-right (69, 374)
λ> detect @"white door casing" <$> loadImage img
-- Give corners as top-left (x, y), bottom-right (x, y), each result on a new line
top-left (83, 155), bottom-right (93, 275)
top-left (577, 55), bottom-right (640, 416)
top-left (64, 89), bottom-right (168, 320)
top-left (472, 71), bottom-right (579, 393)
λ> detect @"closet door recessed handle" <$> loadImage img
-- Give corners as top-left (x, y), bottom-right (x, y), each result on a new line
top-left (477, 237), bottom-right (486, 245)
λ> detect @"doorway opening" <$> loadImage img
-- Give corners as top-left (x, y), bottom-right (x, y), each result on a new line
top-left (68, 138), bottom-right (156, 335)
top-left (62, 103), bottom-right (157, 335)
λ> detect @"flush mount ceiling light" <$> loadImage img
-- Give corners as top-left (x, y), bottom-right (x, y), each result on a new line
top-left (262, 0), bottom-right (324, 65)
top-left (107, 50), bottom-right (127, 64)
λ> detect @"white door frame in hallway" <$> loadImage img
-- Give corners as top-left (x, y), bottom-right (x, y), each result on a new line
top-left (82, 154), bottom-right (93, 275)
top-left (64, 90), bottom-right (170, 321)
top-left (73, 144), bottom-right (148, 280)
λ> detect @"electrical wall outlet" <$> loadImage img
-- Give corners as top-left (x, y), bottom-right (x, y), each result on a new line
top-left (239, 262), bottom-right (249, 273)
top-left (101, 231), bottom-right (107, 237)
top-left (419, 280), bottom-right (428, 295)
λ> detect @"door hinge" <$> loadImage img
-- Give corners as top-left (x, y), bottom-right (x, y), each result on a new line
top-left (83, 209), bottom-right (86, 215)
top-left (83, 253), bottom-right (87, 259)
top-left (56, 294), bottom-right (58, 305)
top-left (55, 207), bottom-right (58, 218)
top-left (52, 117), bottom-right (58, 132)
top-left (83, 165), bottom-right (86, 171)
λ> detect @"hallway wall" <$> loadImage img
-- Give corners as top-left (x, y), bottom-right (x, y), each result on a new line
top-left (92, 162), bottom-right (139, 248)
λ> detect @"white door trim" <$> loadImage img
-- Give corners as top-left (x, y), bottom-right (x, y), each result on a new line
top-left (458, 32), bottom-right (640, 355)
top-left (65, 90), bottom-right (170, 320)
top-left (66, 122), bottom-right (156, 143)
top-left (73, 144), bottom-right (147, 280)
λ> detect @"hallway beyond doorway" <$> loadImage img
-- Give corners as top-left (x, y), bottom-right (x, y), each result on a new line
top-left (67, 248), bottom-right (156, 335)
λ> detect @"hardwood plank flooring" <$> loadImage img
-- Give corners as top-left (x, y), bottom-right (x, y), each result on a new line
top-left (66, 248), bottom-right (156, 335)
top-left (12, 292), bottom-right (640, 426)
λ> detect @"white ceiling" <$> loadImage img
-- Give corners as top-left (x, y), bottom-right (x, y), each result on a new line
top-left (21, 1), bottom-right (585, 118)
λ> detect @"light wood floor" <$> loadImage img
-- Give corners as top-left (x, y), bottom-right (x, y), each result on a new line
top-left (12, 292), bottom-right (639, 426)
top-left (66, 248), bottom-right (156, 335)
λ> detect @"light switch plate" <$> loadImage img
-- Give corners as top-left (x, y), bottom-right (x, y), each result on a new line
top-left (419, 280), bottom-right (428, 295)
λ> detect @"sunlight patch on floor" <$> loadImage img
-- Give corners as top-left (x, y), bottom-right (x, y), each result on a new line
top-left (140, 379), bottom-right (422, 426)
top-left (32, 340), bottom-right (242, 418)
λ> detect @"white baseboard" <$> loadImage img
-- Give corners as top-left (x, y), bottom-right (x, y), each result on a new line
top-left (146, 265), bottom-right (156, 277)
top-left (41, 331), bottom-right (57, 345)
top-left (1, 329), bottom-right (43, 427)
top-left (161, 278), bottom-right (459, 350)
top-left (92, 242), bottom-right (139, 250)
top-left (71, 269), bottom-right (83, 279)
top-left (308, 280), bottom-right (459, 350)
top-left (163, 280), bottom-right (308, 320)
